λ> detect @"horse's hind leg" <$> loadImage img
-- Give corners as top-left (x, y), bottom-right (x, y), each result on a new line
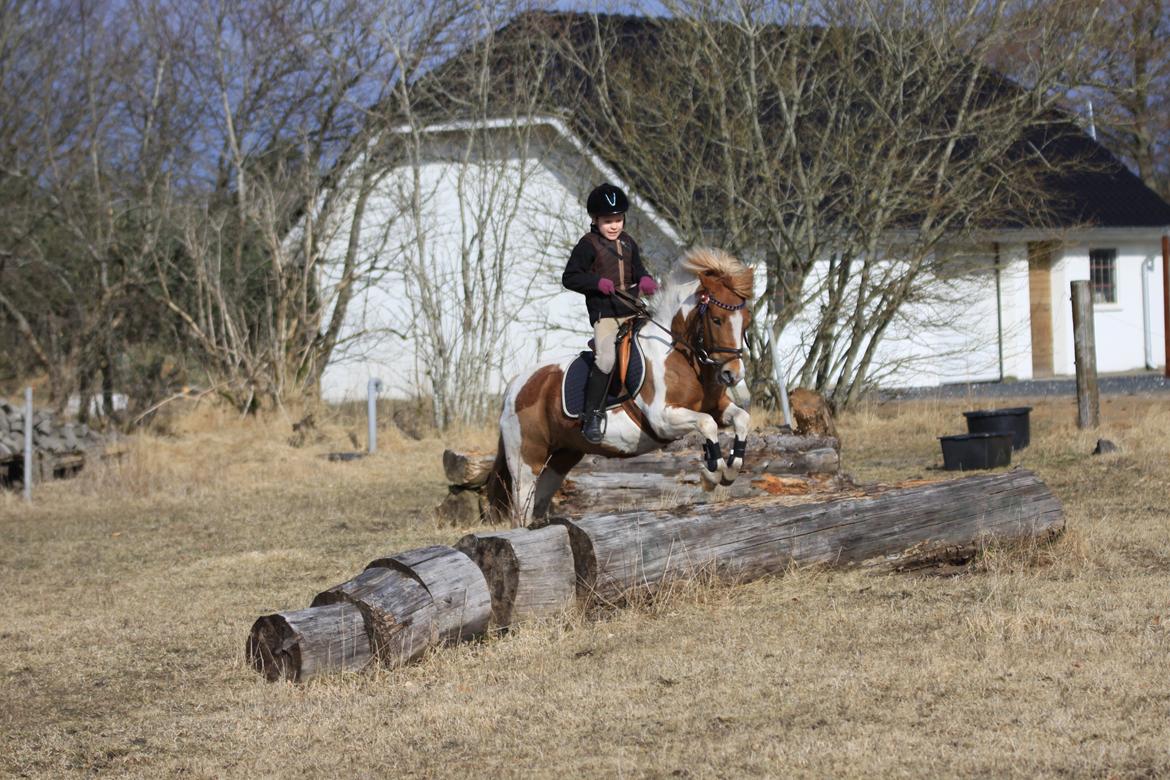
top-left (531, 449), bottom-right (584, 520)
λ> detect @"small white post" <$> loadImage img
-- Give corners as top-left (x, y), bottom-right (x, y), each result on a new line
top-left (23, 387), bottom-right (33, 502)
top-left (367, 378), bottom-right (383, 454)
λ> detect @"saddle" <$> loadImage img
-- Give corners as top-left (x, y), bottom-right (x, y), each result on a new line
top-left (561, 319), bottom-right (647, 419)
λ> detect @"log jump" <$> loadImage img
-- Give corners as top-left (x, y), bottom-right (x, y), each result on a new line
top-left (247, 469), bottom-right (1063, 682)
top-left (436, 427), bottom-right (843, 524)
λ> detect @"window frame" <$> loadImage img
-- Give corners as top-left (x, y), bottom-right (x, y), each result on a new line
top-left (1089, 248), bottom-right (1118, 305)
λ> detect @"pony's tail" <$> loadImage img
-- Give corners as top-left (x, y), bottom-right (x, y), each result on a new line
top-left (484, 433), bottom-right (512, 524)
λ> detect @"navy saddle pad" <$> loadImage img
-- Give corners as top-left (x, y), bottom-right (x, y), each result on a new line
top-left (561, 325), bottom-right (647, 419)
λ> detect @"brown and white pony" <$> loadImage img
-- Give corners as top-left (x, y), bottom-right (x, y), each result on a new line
top-left (488, 248), bottom-right (754, 525)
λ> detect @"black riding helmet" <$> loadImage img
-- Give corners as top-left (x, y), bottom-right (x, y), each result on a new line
top-left (586, 182), bottom-right (629, 217)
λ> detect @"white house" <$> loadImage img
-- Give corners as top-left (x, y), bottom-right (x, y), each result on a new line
top-left (318, 15), bottom-right (1170, 407)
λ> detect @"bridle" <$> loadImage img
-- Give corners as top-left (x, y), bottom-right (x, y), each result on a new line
top-left (690, 287), bottom-right (746, 376)
top-left (614, 286), bottom-right (746, 385)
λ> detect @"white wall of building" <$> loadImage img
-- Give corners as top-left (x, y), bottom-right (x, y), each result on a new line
top-left (317, 122), bottom-right (1169, 399)
top-left (1050, 243), bottom-right (1166, 375)
top-left (319, 124), bottom-right (681, 403)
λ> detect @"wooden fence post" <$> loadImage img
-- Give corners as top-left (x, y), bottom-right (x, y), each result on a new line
top-left (1071, 280), bottom-right (1099, 429)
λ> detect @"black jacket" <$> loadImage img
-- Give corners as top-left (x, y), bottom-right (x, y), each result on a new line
top-left (562, 227), bottom-right (649, 324)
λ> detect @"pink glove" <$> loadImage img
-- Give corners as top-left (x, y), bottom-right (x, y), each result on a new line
top-left (638, 276), bottom-right (659, 295)
top-left (597, 278), bottom-right (615, 295)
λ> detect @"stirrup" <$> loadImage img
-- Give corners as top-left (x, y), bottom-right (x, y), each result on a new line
top-left (582, 410), bottom-right (607, 443)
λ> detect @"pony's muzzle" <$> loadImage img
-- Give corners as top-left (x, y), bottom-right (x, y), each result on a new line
top-left (719, 368), bottom-right (741, 387)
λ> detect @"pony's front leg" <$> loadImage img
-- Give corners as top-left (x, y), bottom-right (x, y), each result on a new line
top-left (657, 406), bottom-right (725, 491)
top-left (719, 400), bottom-right (751, 486)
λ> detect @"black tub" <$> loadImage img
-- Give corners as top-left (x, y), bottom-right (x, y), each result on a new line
top-left (963, 406), bottom-right (1032, 450)
top-left (939, 433), bottom-right (1012, 471)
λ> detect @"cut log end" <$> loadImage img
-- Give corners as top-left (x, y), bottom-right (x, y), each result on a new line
top-left (551, 517), bottom-right (599, 600)
top-left (310, 566), bottom-right (437, 666)
top-left (246, 602), bottom-right (371, 683)
top-left (246, 614), bottom-right (300, 682)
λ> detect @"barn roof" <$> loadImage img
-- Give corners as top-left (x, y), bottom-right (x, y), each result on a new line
top-left (407, 11), bottom-right (1170, 234)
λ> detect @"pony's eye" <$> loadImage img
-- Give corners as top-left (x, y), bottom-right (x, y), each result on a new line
top-left (712, 316), bottom-right (723, 325)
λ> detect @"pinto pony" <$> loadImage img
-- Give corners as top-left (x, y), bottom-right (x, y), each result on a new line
top-left (488, 248), bottom-right (754, 525)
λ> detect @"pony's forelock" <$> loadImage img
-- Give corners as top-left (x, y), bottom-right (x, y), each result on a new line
top-left (653, 247), bottom-right (754, 319)
top-left (681, 247), bottom-right (754, 300)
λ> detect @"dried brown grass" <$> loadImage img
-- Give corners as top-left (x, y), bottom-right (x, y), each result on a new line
top-left (2, 394), bottom-right (1169, 777)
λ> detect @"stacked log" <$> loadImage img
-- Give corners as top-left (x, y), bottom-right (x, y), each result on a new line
top-left (455, 526), bottom-right (576, 628)
top-left (435, 427), bottom-right (843, 524)
top-left (0, 399), bottom-right (109, 485)
top-left (247, 469), bottom-right (1064, 682)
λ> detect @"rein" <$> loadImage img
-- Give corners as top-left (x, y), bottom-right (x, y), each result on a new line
top-left (613, 287), bottom-right (745, 377)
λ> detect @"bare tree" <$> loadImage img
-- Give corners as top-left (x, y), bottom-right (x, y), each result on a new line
top-left (0, 0), bottom-right (174, 418)
top-left (360, 5), bottom-right (559, 429)
top-left (142, 0), bottom-right (489, 412)
top-left (998, 0), bottom-right (1170, 200)
top-left (534, 1), bottom-right (1103, 406)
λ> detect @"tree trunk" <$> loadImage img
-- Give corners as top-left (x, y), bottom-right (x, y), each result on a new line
top-left (247, 470), bottom-right (1064, 682)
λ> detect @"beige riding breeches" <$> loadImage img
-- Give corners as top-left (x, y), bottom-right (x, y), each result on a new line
top-left (592, 316), bottom-right (632, 373)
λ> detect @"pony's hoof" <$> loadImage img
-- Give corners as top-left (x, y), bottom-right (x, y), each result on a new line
top-left (700, 466), bottom-right (720, 491)
top-left (719, 457), bottom-right (742, 486)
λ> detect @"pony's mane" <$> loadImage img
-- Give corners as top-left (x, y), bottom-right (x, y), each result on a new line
top-left (654, 247), bottom-right (754, 318)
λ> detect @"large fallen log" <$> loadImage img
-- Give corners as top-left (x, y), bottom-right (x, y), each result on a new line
top-left (247, 469), bottom-right (1063, 682)
top-left (576, 432), bottom-right (841, 477)
top-left (435, 429), bottom-right (841, 523)
top-left (552, 469), bottom-right (1063, 602)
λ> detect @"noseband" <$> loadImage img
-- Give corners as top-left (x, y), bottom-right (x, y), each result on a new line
top-left (691, 288), bottom-right (746, 374)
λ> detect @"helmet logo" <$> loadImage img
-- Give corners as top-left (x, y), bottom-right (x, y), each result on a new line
top-left (605, 193), bottom-right (616, 207)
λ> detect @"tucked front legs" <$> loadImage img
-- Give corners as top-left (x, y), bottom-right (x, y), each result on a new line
top-left (655, 405), bottom-right (726, 491)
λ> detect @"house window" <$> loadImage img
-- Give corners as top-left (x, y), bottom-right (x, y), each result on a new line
top-left (1090, 249), bottom-right (1117, 304)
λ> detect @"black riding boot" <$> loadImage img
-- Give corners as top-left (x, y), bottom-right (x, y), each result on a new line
top-left (581, 365), bottom-right (611, 444)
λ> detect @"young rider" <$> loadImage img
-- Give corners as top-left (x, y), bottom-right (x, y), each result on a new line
top-left (562, 182), bottom-right (659, 443)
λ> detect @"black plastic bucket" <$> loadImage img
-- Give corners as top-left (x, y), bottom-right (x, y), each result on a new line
top-left (963, 406), bottom-right (1032, 450)
top-left (939, 433), bottom-right (1012, 471)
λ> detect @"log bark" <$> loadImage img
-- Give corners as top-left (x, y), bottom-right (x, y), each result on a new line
top-left (443, 449), bottom-right (495, 487)
top-left (552, 469), bottom-right (1063, 603)
top-left (455, 525), bottom-right (576, 628)
top-left (368, 545), bottom-right (491, 644)
top-left (246, 602), bottom-right (371, 682)
top-left (311, 567), bottom-right (437, 666)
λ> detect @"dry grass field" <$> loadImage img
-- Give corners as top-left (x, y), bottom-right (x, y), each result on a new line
top-left (2, 394), bottom-right (1168, 778)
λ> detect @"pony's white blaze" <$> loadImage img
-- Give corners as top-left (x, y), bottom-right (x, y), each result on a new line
top-left (726, 309), bottom-right (745, 383)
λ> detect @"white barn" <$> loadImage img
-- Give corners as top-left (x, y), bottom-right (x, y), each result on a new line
top-left (319, 118), bottom-right (1169, 404)
top-left (318, 16), bottom-right (1170, 409)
